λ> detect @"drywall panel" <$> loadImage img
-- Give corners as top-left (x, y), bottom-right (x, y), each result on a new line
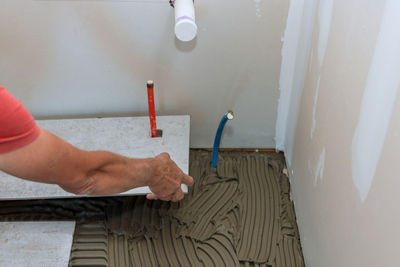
top-left (0, 221), bottom-right (75, 267)
top-left (0, 116), bottom-right (189, 199)
top-left (275, 0), bottom-right (317, 156)
top-left (279, 0), bottom-right (400, 266)
top-left (0, 0), bottom-right (289, 148)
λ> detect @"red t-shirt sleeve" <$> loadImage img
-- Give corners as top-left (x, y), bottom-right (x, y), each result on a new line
top-left (0, 86), bottom-right (40, 154)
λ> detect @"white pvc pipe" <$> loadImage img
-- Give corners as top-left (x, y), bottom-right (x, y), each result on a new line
top-left (174, 0), bottom-right (197, 42)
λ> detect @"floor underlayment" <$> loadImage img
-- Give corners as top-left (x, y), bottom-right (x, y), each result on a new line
top-left (0, 150), bottom-right (304, 267)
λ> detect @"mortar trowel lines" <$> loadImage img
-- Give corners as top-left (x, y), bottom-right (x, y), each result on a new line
top-left (69, 222), bottom-right (109, 267)
top-left (0, 151), bottom-right (304, 267)
top-left (0, 198), bottom-right (106, 222)
top-left (107, 151), bottom-right (303, 266)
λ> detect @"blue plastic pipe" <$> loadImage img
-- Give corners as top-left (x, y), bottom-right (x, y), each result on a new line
top-left (212, 111), bottom-right (234, 168)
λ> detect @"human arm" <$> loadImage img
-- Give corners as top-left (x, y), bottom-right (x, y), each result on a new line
top-left (0, 128), bottom-right (194, 201)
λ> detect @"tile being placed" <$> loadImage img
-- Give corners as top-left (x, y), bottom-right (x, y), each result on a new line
top-left (0, 221), bottom-right (75, 267)
top-left (0, 115), bottom-right (190, 200)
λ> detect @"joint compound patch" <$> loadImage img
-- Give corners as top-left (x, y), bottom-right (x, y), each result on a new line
top-left (311, 76), bottom-right (321, 139)
top-left (317, 0), bottom-right (334, 66)
top-left (352, 0), bottom-right (400, 202)
top-left (314, 147), bottom-right (326, 186)
top-left (254, 0), bottom-right (262, 18)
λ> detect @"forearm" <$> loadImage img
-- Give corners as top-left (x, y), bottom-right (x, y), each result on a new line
top-left (0, 128), bottom-right (154, 195)
top-left (74, 150), bottom-right (154, 195)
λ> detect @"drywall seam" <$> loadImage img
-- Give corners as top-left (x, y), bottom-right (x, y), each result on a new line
top-left (308, 49), bottom-right (314, 73)
top-left (275, 0), bottom-right (318, 165)
top-left (310, 76), bottom-right (321, 139)
top-left (317, 0), bottom-right (334, 66)
top-left (351, 0), bottom-right (400, 202)
top-left (275, 0), bottom-right (305, 151)
top-left (314, 147), bottom-right (326, 186)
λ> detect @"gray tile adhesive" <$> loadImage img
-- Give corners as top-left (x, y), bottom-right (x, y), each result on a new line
top-left (0, 150), bottom-right (304, 267)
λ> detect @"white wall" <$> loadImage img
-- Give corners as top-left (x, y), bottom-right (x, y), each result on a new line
top-left (277, 0), bottom-right (400, 266)
top-left (0, 0), bottom-right (289, 148)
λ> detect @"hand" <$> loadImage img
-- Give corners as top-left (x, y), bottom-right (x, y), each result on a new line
top-left (146, 152), bottom-right (194, 202)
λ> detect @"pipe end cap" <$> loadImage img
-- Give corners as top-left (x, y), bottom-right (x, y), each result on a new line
top-left (227, 111), bottom-right (234, 120)
top-left (175, 19), bottom-right (197, 42)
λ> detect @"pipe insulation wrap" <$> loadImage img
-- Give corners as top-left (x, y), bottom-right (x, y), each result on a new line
top-left (174, 0), bottom-right (197, 42)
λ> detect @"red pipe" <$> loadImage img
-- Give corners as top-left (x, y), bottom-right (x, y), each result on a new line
top-left (147, 80), bottom-right (157, 138)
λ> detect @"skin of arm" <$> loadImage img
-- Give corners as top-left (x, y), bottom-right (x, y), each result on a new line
top-left (0, 128), bottom-right (194, 202)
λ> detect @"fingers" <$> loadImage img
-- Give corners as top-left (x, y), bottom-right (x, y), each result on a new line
top-left (171, 189), bottom-right (184, 202)
top-left (149, 152), bottom-right (194, 202)
top-left (146, 188), bottom-right (184, 202)
top-left (157, 152), bottom-right (171, 161)
top-left (146, 193), bottom-right (158, 200)
top-left (182, 174), bottom-right (194, 187)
